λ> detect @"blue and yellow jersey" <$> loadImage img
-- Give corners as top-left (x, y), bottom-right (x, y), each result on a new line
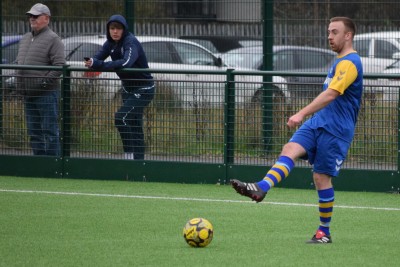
top-left (307, 51), bottom-right (363, 142)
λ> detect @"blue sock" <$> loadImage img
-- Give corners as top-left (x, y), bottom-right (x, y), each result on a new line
top-left (257, 156), bottom-right (295, 192)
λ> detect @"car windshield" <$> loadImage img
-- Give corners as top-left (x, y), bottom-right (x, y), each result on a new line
top-left (222, 49), bottom-right (261, 69)
top-left (172, 42), bottom-right (217, 65)
top-left (185, 39), bottom-right (218, 54)
top-left (64, 42), bottom-right (102, 61)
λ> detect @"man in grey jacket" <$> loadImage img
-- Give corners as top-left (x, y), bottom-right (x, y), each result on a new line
top-left (16, 3), bottom-right (65, 156)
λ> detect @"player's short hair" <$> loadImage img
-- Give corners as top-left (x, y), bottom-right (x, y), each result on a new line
top-left (330, 17), bottom-right (356, 37)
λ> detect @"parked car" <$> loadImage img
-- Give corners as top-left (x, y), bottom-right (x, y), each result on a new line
top-left (371, 53), bottom-right (400, 101)
top-left (1, 35), bottom-right (23, 91)
top-left (383, 52), bottom-right (400, 75)
top-left (354, 31), bottom-right (400, 73)
top-left (1, 35), bottom-right (22, 64)
top-left (221, 45), bottom-right (336, 71)
top-left (178, 35), bottom-right (261, 56)
top-left (63, 35), bottom-right (289, 103)
top-left (221, 45), bottom-right (336, 97)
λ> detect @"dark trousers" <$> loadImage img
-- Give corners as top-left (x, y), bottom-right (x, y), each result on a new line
top-left (24, 91), bottom-right (60, 156)
top-left (115, 85), bottom-right (155, 160)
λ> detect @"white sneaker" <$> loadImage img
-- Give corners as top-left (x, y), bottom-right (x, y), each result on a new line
top-left (124, 153), bottom-right (134, 160)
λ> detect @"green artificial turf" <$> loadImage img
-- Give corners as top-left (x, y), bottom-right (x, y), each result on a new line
top-left (0, 176), bottom-right (399, 267)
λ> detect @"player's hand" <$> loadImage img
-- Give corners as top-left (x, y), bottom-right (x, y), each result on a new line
top-left (287, 113), bottom-right (304, 129)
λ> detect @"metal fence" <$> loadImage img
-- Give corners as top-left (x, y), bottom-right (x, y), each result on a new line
top-left (0, 65), bottom-right (399, 191)
top-left (1, 67), bottom-right (397, 168)
top-left (1, 0), bottom-right (400, 191)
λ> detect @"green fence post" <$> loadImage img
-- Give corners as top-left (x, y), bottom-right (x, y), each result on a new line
top-left (0, 1), bottom-right (3, 138)
top-left (262, 0), bottom-right (274, 153)
top-left (224, 69), bottom-right (235, 165)
top-left (60, 65), bottom-right (71, 158)
top-left (398, 92), bottom-right (400, 173)
top-left (125, 0), bottom-right (135, 34)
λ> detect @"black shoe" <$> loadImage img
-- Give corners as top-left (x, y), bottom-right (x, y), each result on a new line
top-left (306, 230), bottom-right (332, 244)
top-left (230, 179), bottom-right (267, 203)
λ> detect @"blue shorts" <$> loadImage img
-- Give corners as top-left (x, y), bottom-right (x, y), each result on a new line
top-left (289, 124), bottom-right (351, 177)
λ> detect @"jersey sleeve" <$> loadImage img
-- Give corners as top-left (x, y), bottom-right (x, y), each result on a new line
top-left (328, 60), bottom-right (358, 95)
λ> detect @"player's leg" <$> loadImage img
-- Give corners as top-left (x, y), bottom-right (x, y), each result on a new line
top-left (128, 88), bottom-right (154, 160)
top-left (258, 142), bottom-right (304, 191)
top-left (231, 124), bottom-right (314, 202)
top-left (25, 96), bottom-right (46, 155)
top-left (231, 143), bottom-right (301, 202)
top-left (306, 130), bottom-right (349, 244)
top-left (115, 92), bottom-right (135, 156)
top-left (307, 173), bottom-right (334, 244)
top-left (39, 91), bottom-right (60, 156)
top-left (115, 87), bottom-right (155, 160)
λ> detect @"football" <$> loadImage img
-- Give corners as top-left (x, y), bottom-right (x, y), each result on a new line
top-left (183, 218), bottom-right (214, 247)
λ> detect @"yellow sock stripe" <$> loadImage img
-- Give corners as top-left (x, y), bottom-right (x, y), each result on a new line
top-left (268, 170), bottom-right (282, 183)
top-left (319, 202), bottom-right (334, 208)
top-left (319, 212), bottom-right (333, 218)
top-left (274, 164), bottom-right (289, 177)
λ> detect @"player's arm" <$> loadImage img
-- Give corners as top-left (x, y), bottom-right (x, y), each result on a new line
top-left (287, 59), bottom-right (358, 128)
top-left (328, 60), bottom-right (358, 94)
top-left (287, 88), bottom-right (339, 128)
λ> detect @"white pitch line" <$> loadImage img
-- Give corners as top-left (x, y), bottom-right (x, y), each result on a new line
top-left (1, 188), bottom-right (400, 211)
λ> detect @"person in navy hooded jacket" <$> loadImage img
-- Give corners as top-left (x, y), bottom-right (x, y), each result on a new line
top-left (85, 14), bottom-right (155, 160)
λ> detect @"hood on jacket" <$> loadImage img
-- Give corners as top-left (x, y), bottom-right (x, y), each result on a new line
top-left (106, 14), bottom-right (129, 42)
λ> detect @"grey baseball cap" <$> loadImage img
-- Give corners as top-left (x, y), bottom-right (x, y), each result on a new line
top-left (26, 3), bottom-right (51, 16)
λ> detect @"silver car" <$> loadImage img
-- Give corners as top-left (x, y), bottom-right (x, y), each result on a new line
top-left (354, 31), bottom-right (400, 73)
top-left (222, 45), bottom-right (336, 98)
top-left (221, 45), bottom-right (336, 71)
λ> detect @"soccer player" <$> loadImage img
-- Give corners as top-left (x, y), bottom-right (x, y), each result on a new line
top-left (231, 17), bottom-right (363, 244)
